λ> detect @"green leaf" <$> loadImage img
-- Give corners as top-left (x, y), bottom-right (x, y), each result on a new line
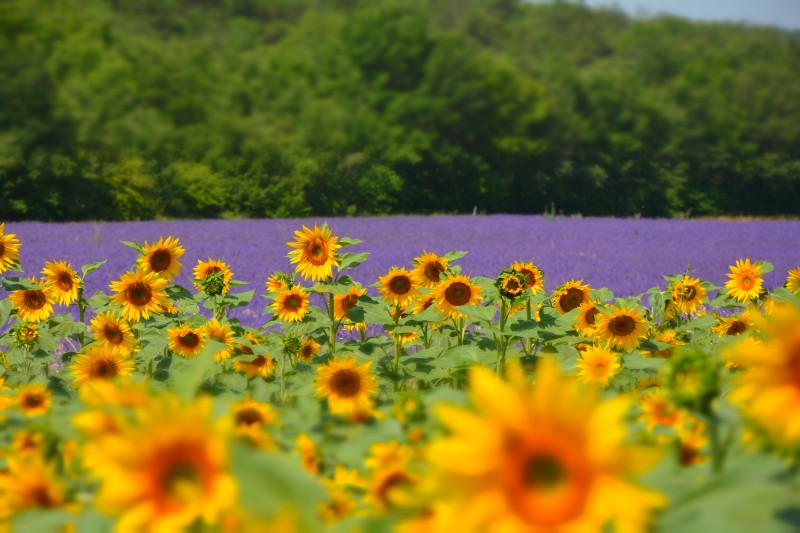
top-left (84, 290), bottom-right (110, 308)
top-left (757, 261), bottom-right (774, 274)
top-left (120, 240), bottom-right (145, 253)
top-left (338, 237), bottom-right (363, 248)
top-left (2, 277), bottom-right (41, 291)
top-left (590, 287), bottom-right (614, 302)
top-left (0, 299), bottom-right (12, 328)
top-left (80, 260), bottom-right (106, 277)
top-left (337, 252), bottom-right (370, 270)
top-left (169, 340), bottom-right (226, 399)
top-left (457, 304), bottom-right (497, 323)
top-left (443, 251), bottom-right (468, 262)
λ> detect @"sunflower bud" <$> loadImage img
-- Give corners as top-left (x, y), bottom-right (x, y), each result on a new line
top-left (662, 347), bottom-right (721, 412)
top-left (13, 324), bottom-right (39, 348)
top-left (495, 268), bottom-right (527, 300)
top-left (198, 272), bottom-right (226, 296)
top-left (281, 333), bottom-right (302, 359)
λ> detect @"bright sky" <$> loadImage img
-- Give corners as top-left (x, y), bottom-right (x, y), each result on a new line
top-left (581, 0), bottom-right (800, 29)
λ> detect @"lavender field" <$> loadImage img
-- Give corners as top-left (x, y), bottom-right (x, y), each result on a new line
top-left (9, 215), bottom-right (800, 327)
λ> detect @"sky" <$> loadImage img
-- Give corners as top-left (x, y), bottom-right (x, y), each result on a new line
top-left (581, 0), bottom-right (800, 30)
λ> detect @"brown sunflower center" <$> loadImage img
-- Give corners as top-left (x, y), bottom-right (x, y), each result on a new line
top-left (150, 249), bottom-right (172, 272)
top-left (56, 271), bottom-right (74, 291)
top-left (126, 281), bottom-right (153, 306)
top-left (91, 359), bottom-right (119, 378)
top-left (522, 269), bottom-right (537, 289)
top-left (340, 293), bottom-right (359, 313)
top-left (445, 282), bottom-right (471, 306)
top-left (524, 454), bottom-right (566, 489)
top-left (375, 470), bottom-right (413, 506)
top-left (236, 407), bottom-right (265, 426)
top-left (23, 290), bottom-right (47, 310)
top-left (608, 315), bottom-right (636, 337)
top-left (103, 324), bottom-right (123, 344)
top-left (179, 332), bottom-right (201, 349)
top-left (585, 307), bottom-right (599, 325)
top-left (678, 285), bottom-right (696, 301)
top-left (726, 320), bottom-right (747, 335)
top-left (306, 237), bottom-right (329, 265)
top-left (285, 294), bottom-right (303, 310)
top-left (22, 393), bottom-right (44, 409)
top-left (330, 369), bottom-right (362, 398)
top-left (423, 261), bottom-right (445, 283)
top-left (559, 288), bottom-right (585, 313)
top-left (741, 275), bottom-right (753, 289)
top-left (0, 242), bottom-right (4, 256)
top-left (389, 276), bottom-right (411, 295)
top-left (206, 266), bottom-right (222, 276)
top-left (161, 460), bottom-right (206, 505)
top-left (29, 484), bottom-right (60, 507)
top-left (504, 277), bottom-right (522, 293)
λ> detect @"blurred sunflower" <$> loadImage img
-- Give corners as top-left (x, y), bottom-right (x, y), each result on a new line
top-left (204, 318), bottom-right (235, 362)
top-left (423, 360), bottom-right (665, 530)
top-left (711, 310), bottom-right (753, 337)
top-left (576, 345), bottom-right (620, 387)
top-left (11, 429), bottom-right (45, 456)
top-left (670, 276), bottom-right (706, 315)
top-left (273, 285), bottom-right (310, 322)
top-left (298, 337), bottom-right (321, 363)
top-left (724, 258), bottom-right (764, 302)
top-left (639, 389), bottom-right (682, 433)
top-left (16, 383), bottom-right (52, 417)
top-left (573, 302), bottom-right (600, 337)
top-left (109, 268), bottom-right (169, 322)
top-left (233, 355), bottom-right (276, 379)
top-left (594, 305), bottom-right (649, 352)
top-left (40, 260), bottom-right (80, 306)
top-left (296, 433), bottom-right (320, 475)
top-left (265, 272), bottom-right (292, 293)
top-left (8, 277), bottom-right (54, 323)
top-left (0, 453), bottom-right (65, 514)
top-left (316, 356), bottom-right (377, 419)
top-left (553, 279), bottom-right (591, 314)
top-left (287, 224), bottom-right (340, 282)
top-left (378, 267), bottom-right (419, 307)
top-left (785, 267), bottom-right (800, 295)
top-left (510, 260), bottom-right (544, 293)
top-left (71, 345), bottom-right (135, 392)
top-left (168, 324), bottom-right (206, 358)
top-left (193, 259), bottom-right (234, 296)
top-left (0, 223), bottom-right (21, 274)
top-left (139, 236), bottom-right (185, 282)
top-left (85, 395), bottom-right (236, 530)
top-left (89, 311), bottom-right (136, 355)
top-left (231, 398), bottom-right (277, 430)
top-left (433, 274), bottom-right (482, 319)
top-left (412, 251), bottom-right (448, 288)
top-left (334, 285), bottom-right (366, 320)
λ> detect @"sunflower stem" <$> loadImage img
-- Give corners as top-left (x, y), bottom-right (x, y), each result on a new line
top-left (457, 317), bottom-right (465, 346)
top-left (524, 297), bottom-right (532, 355)
top-left (328, 292), bottom-right (337, 356)
top-left (77, 285), bottom-right (86, 348)
top-left (704, 409), bottom-right (725, 473)
top-left (497, 299), bottom-right (508, 375)
top-left (280, 352), bottom-right (287, 404)
top-left (393, 303), bottom-right (402, 390)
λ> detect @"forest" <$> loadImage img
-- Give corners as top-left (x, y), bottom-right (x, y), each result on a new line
top-left (1, 0), bottom-right (799, 220)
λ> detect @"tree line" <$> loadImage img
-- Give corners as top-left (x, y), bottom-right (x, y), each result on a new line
top-left (1, 0), bottom-right (799, 220)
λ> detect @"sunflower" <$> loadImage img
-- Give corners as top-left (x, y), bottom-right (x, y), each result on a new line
top-left (726, 304), bottom-right (800, 446)
top-left (298, 337), bottom-right (321, 363)
top-left (70, 346), bottom-right (135, 392)
top-left (553, 279), bottom-right (592, 314)
top-left (296, 433), bottom-right (320, 475)
top-left (333, 285), bottom-right (366, 321)
top-left (231, 398), bottom-right (277, 430)
top-left (273, 285), bottom-right (310, 322)
top-left (287, 224), bottom-right (340, 282)
top-left (89, 311), bottom-right (137, 355)
top-left (390, 330), bottom-right (419, 346)
top-left (642, 329), bottom-right (684, 358)
top-left (1, 453), bottom-right (65, 514)
top-left (16, 383), bottom-right (52, 416)
top-left (109, 268), bottom-right (169, 323)
top-left (670, 276), bottom-right (707, 315)
top-left (204, 319), bottom-right (235, 362)
top-left (12, 430), bottom-right (45, 456)
top-left (8, 277), bottom-right (54, 323)
top-left (40, 260), bottom-right (80, 306)
top-left (423, 360), bottom-right (665, 531)
top-left (711, 310), bottom-right (753, 337)
top-left (316, 356), bottom-right (378, 419)
top-left (168, 324), bottom-right (207, 358)
top-left (139, 236), bottom-right (185, 281)
top-left (412, 251), bottom-right (448, 288)
top-left (378, 267), bottom-right (419, 307)
top-left (84, 395), bottom-right (236, 530)
top-left (576, 345), bottom-right (621, 387)
top-left (365, 467), bottom-right (415, 513)
top-left (432, 274), bottom-right (483, 319)
top-left (594, 305), bottom-right (649, 352)
top-left (510, 260), bottom-right (544, 293)
top-left (573, 301), bottom-right (600, 337)
top-left (233, 355), bottom-right (276, 379)
top-left (786, 267), bottom-right (800, 295)
top-left (496, 269), bottom-right (526, 299)
top-left (724, 258), bottom-right (764, 302)
top-left (0, 223), bottom-right (21, 274)
top-left (193, 259), bottom-right (234, 296)
top-left (265, 272), bottom-right (292, 293)
top-left (13, 323), bottom-right (39, 348)
top-left (639, 389), bottom-right (683, 433)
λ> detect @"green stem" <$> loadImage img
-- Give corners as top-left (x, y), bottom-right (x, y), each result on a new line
top-left (497, 299), bottom-right (508, 375)
top-left (393, 303), bottom-right (402, 390)
top-left (703, 408), bottom-right (725, 473)
top-left (457, 317), bottom-right (465, 346)
top-left (77, 286), bottom-right (86, 348)
top-left (280, 352), bottom-right (287, 404)
top-left (328, 293), bottom-right (337, 356)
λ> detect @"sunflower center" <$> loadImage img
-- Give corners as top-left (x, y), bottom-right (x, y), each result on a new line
top-left (390, 276), bottom-right (411, 295)
top-left (285, 294), bottom-right (303, 310)
top-left (375, 470), bottom-right (413, 506)
top-left (585, 307), bottom-right (599, 325)
top-left (57, 271), bottom-right (74, 291)
top-left (161, 461), bottom-right (206, 505)
top-left (150, 250), bottom-right (172, 272)
top-left (524, 454), bottom-right (566, 489)
top-left (306, 238), bottom-right (329, 265)
top-left (330, 369), bottom-right (362, 398)
top-left (679, 286), bottom-right (696, 301)
top-left (424, 261), bottom-right (444, 283)
top-left (22, 393), bottom-right (44, 408)
top-left (29, 484), bottom-right (59, 507)
top-left (127, 281), bottom-right (153, 306)
top-left (445, 282), bottom-right (471, 306)
top-left (504, 277), bottom-right (522, 293)
top-left (593, 363), bottom-right (608, 376)
top-left (91, 359), bottom-right (119, 378)
top-left (103, 325), bottom-right (123, 344)
top-left (741, 275), bottom-right (753, 289)
top-left (23, 290), bottom-right (47, 310)
top-left (608, 315), bottom-right (635, 337)
top-left (559, 288), bottom-right (584, 313)
top-left (522, 269), bottom-right (537, 288)
top-left (236, 407), bottom-right (265, 426)
top-left (726, 320), bottom-right (747, 335)
top-left (179, 332), bottom-right (201, 349)
top-left (340, 294), bottom-right (359, 313)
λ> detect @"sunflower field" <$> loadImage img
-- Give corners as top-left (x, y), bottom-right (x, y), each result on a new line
top-left (1, 220), bottom-right (800, 531)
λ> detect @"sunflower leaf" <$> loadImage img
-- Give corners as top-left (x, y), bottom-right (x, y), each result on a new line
top-left (119, 240), bottom-right (144, 253)
top-left (80, 260), bottom-right (106, 277)
top-left (2, 277), bottom-right (41, 291)
top-left (338, 237), bottom-right (363, 247)
top-left (443, 251), bottom-right (468, 262)
top-left (337, 252), bottom-right (370, 271)
top-left (0, 299), bottom-right (12, 328)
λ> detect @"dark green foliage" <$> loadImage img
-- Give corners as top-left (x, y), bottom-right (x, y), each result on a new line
top-left (1, 0), bottom-right (798, 220)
